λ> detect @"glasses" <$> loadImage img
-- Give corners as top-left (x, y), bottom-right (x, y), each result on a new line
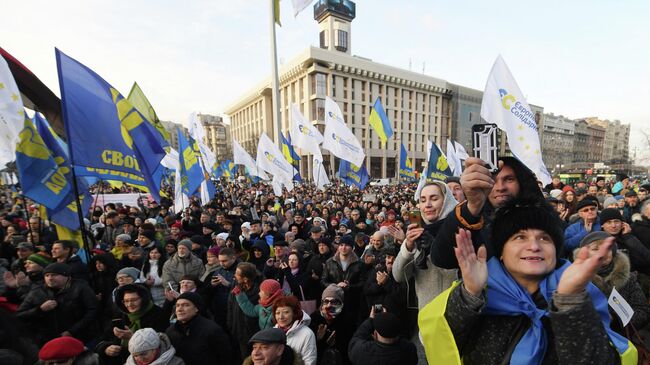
top-left (122, 298), bottom-right (141, 304)
top-left (579, 207), bottom-right (597, 213)
top-left (322, 299), bottom-right (342, 305)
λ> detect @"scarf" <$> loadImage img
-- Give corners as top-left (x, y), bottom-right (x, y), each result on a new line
top-left (259, 288), bottom-right (283, 307)
top-left (123, 301), bottom-right (154, 346)
top-left (319, 303), bottom-right (343, 321)
top-left (484, 257), bottom-right (630, 365)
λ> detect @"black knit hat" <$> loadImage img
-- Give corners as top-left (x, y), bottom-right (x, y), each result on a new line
top-left (177, 291), bottom-right (205, 313)
top-left (491, 198), bottom-right (565, 260)
top-left (599, 208), bottom-right (623, 225)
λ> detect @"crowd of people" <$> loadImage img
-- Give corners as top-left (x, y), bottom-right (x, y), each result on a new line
top-left (1, 157), bottom-right (650, 365)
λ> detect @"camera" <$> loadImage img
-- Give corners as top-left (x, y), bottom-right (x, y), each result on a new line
top-left (373, 304), bottom-right (383, 313)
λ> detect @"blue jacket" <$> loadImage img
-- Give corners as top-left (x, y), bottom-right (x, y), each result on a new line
top-left (564, 219), bottom-right (601, 251)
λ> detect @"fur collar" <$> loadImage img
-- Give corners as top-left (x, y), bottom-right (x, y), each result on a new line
top-left (574, 248), bottom-right (631, 293)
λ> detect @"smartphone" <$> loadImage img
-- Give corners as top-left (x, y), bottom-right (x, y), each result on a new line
top-left (373, 304), bottom-right (383, 313)
top-left (472, 123), bottom-right (499, 173)
top-left (111, 318), bottom-right (125, 329)
top-left (408, 210), bottom-right (422, 228)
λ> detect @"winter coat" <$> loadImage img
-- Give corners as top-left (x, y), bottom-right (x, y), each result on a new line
top-left (248, 239), bottom-right (271, 272)
top-left (65, 254), bottom-right (90, 282)
top-left (235, 290), bottom-right (277, 330)
top-left (95, 284), bottom-right (169, 365)
top-left (321, 252), bottom-right (363, 317)
top-left (125, 332), bottom-right (185, 365)
top-left (615, 232), bottom-right (650, 275)
top-left (564, 219), bottom-right (602, 251)
top-left (140, 259), bottom-right (165, 307)
top-left (277, 311), bottom-right (317, 365)
top-left (576, 250), bottom-right (650, 333)
top-left (227, 282), bottom-right (261, 351)
top-left (443, 283), bottom-right (620, 364)
top-left (166, 314), bottom-right (232, 365)
top-left (632, 217), bottom-right (650, 247)
top-left (363, 265), bottom-right (408, 325)
top-left (161, 253), bottom-right (205, 291)
top-left (16, 278), bottom-right (98, 345)
top-left (348, 318), bottom-right (417, 365)
top-left (430, 157), bottom-right (545, 269)
top-left (207, 259), bottom-right (239, 325)
top-left (309, 309), bottom-right (356, 365)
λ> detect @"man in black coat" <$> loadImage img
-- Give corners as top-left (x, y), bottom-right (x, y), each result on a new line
top-left (348, 311), bottom-right (417, 365)
top-left (16, 263), bottom-right (98, 346)
top-left (50, 240), bottom-right (89, 282)
top-left (167, 291), bottom-right (233, 365)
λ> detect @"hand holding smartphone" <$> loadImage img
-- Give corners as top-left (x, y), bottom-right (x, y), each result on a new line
top-left (471, 123), bottom-right (499, 173)
top-left (408, 210), bottom-right (423, 228)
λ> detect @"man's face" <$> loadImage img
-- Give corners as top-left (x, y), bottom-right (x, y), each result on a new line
top-left (588, 186), bottom-right (598, 196)
top-left (488, 165), bottom-right (520, 208)
top-left (51, 243), bottom-right (68, 260)
top-left (179, 279), bottom-right (196, 293)
top-left (370, 235), bottom-right (384, 250)
top-left (318, 242), bottom-right (330, 255)
top-left (177, 245), bottom-right (189, 258)
top-left (311, 231), bottom-right (322, 241)
top-left (17, 247), bottom-right (33, 259)
top-left (274, 245), bottom-right (286, 258)
top-left (351, 211), bottom-right (360, 221)
top-left (578, 204), bottom-right (598, 222)
top-left (552, 177), bottom-right (561, 186)
top-left (200, 214), bottom-right (210, 224)
top-left (170, 226), bottom-right (180, 235)
top-left (639, 189), bottom-right (648, 201)
top-left (294, 215), bottom-right (304, 224)
top-left (251, 343), bottom-right (284, 365)
top-left (447, 182), bottom-right (465, 203)
top-left (29, 218), bottom-right (40, 231)
top-left (625, 195), bottom-right (639, 207)
top-left (122, 292), bottom-right (142, 313)
top-left (218, 254), bottom-right (236, 269)
top-left (44, 272), bottom-right (68, 289)
top-left (385, 255), bottom-right (395, 272)
top-left (290, 226), bottom-right (299, 235)
top-left (251, 223), bottom-right (261, 235)
top-left (175, 299), bottom-right (198, 323)
top-left (339, 243), bottom-right (352, 256)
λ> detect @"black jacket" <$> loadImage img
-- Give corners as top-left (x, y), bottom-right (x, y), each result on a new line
top-left (16, 278), bottom-right (98, 345)
top-left (632, 217), bottom-right (650, 248)
top-left (348, 318), bottom-right (417, 365)
top-left (166, 314), bottom-right (233, 365)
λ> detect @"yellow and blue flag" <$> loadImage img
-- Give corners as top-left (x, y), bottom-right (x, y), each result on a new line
top-left (426, 140), bottom-right (452, 182)
top-left (338, 159), bottom-right (369, 189)
top-left (55, 49), bottom-right (167, 201)
top-left (177, 128), bottom-right (203, 196)
top-left (281, 132), bottom-right (301, 182)
top-left (399, 143), bottom-right (415, 180)
top-left (368, 97), bottom-right (393, 144)
top-left (15, 116), bottom-right (71, 210)
top-left (127, 82), bottom-right (171, 144)
top-left (33, 113), bottom-right (92, 230)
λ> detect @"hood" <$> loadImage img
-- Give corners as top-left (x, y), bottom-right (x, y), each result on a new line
top-left (125, 333), bottom-right (177, 365)
top-left (282, 310), bottom-right (312, 335)
top-left (500, 156), bottom-right (544, 203)
top-left (252, 239), bottom-right (271, 259)
top-left (114, 283), bottom-right (153, 314)
top-left (423, 180), bottom-right (458, 224)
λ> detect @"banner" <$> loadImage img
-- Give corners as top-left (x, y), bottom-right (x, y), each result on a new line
top-left (399, 142), bottom-right (415, 180)
top-left (56, 49), bottom-right (167, 201)
top-left (232, 138), bottom-right (268, 180)
top-left (338, 159), bottom-right (369, 190)
top-left (0, 54), bottom-right (24, 167)
top-left (177, 128), bottom-right (203, 196)
top-left (322, 97), bottom-right (365, 166)
top-left (313, 150), bottom-right (330, 191)
top-left (480, 55), bottom-right (551, 185)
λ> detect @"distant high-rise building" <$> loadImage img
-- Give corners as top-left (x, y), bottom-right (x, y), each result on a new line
top-left (540, 113), bottom-right (575, 171)
top-left (584, 117), bottom-right (630, 164)
top-left (160, 120), bottom-right (187, 151)
top-left (197, 113), bottom-right (231, 163)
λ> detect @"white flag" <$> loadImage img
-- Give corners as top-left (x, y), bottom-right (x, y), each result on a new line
top-left (0, 55), bottom-right (24, 167)
top-left (322, 97), bottom-right (365, 166)
top-left (454, 141), bottom-right (469, 160)
top-left (292, 0), bottom-right (313, 16)
top-left (290, 103), bottom-right (323, 155)
top-left (188, 112), bottom-right (217, 175)
top-left (162, 148), bottom-right (190, 212)
top-left (256, 132), bottom-right (295, 183)
top-left (480, 56), bottom-right (551, 185)
top-left (446, 139), bottom-right (462, 177)
top-left (271, 175), bottom-right (294, 196)
top-left (609, 287), bottom-right (634, 327)
top-left (312, 150), bottom-right (330, 191)
top-left (233, 138), bottom-right (268, 180)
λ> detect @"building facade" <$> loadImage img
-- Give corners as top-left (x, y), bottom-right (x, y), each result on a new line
top-left (225, 0), bottom-right (453, 179)
top-left (584, 117), bottom-right (630, 164)
top-left (572, 120), bottom-right (590, 163)
top-left (540, 113), bottom-right (575, 172)
top-left (448, 84), bottom-right (482, 149)
top-left (198, 113), bottom-right (232, 162)
top-left (160, 120), bottom-right (187, 151)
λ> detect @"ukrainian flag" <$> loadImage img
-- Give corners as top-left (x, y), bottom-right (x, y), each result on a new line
top-left (281, 132), bottom-right (302, 181)
top-left (369, 97), bottom-right (393, 144)
top-left (399, 143), bottom-right (415, 180)
top-left (178, 128), bottom-right (203, 196)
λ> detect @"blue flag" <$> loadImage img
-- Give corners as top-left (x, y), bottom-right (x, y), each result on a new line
top-left (338, 159), bottom-right (369, 189)
top-left (426, 140), bottom-right (453, 181)
top-left (15, 116), bottom-right (71, 210)
top-left (399, 143), bottom-right (416, 180)
top-left (34, 113), bottom-right (92, 230)
top-left (56, 49), bottom-right (167, 201)
top-left (177, 128), bottom-right (204, 196)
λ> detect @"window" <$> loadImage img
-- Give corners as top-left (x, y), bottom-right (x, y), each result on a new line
top-left (312, 99), bottom-right (325, 121)
top-left (336, 30), bottom-right (348, 52)
top-left (312, 73), bottom-right (326, 96)
top-left (320, 31), bottom-right (327, 49)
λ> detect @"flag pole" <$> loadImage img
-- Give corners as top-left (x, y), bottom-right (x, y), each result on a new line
top-left (269, 0), bottom-right (283, 150)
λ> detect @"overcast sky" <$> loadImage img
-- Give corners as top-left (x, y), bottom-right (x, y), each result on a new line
top-left (3, 0), bottom-right (649, 162)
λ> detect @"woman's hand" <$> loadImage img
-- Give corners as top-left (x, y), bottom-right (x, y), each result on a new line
top-left (557, 237), bottom-right (613, 295)
top-left (404, 223), bottom-right (424, 252)
top-left (454, 229), bottom-right (487, 297)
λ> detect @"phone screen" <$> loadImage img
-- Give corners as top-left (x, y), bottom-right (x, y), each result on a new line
top-left (409, 210), bottom-right (422, 228)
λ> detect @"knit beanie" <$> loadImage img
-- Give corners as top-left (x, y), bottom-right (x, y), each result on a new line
top-left (178, 239), bottom-right (193, 251)
top-left (117, 233), bottom-right (134, 244)
top-left (290, 239), bottom-right (307, 253)
top-left (43, 263), bottom-right (72, 276)
top-left (600, 208), bottom-right (623, 225)
top-left (177, 291), bottom-right (204, 313)
top-left (139, 230), bottom-right (155, 241)
top-left (321, 284), bottom-right (344, 302)
top-left (117, 267), bottom-right (140, 281)
top-left (491, 199), bottom-right (565, 260)
top-left (603, 197), bottom-right (618, 209)
top-left (207, 246), bottom-right (221, 257)
top-left (373, 312), bottom-right (401, 338)
top-left (260, 279), bottom-right (281, 295)
top-left (128, 328), bottom-right (160, 354)
top-left (26, 253), bottom-right (53, 268)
